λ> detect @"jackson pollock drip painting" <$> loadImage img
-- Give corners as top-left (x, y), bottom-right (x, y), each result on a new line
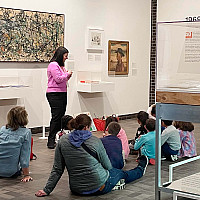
top-left (0, 7), bottom-right (64, 62)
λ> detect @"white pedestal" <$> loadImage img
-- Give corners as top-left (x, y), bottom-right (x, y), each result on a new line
top-left (77, 81), bottom-right (114, 93)
top-left (39, 126), bottom-right (48, 140)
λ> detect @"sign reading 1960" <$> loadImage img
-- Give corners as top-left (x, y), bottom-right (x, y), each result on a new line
top-left (185, 16), bottom-right (200, 21)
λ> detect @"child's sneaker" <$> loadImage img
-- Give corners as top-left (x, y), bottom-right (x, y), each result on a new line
top-left (171, 155), bottom-right (178, 161)
top-left (149, 158), bottom-right (155, 165)
top-left (137, 155), bottom-right (148, 175)
top-left (112, 179), bottom-right (125, 191)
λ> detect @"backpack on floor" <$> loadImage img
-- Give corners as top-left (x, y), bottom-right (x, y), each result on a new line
top-left (93, 118), bottom-right (106, 131)
top-left (30, 137), bottom-right (37, 160)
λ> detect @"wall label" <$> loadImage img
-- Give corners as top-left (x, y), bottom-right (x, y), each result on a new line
top-left (185, 16), bottom-right (200, 21)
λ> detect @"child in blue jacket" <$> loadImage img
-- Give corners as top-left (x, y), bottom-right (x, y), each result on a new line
top-left (134, 119), bottom-right (155, 163)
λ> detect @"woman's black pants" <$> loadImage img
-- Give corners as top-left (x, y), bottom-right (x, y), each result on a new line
top-left (46, 92), bottom-right (67, 146)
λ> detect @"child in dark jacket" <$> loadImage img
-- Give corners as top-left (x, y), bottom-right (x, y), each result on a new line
top-left (129, 111), bottom-right (149, 155)
top-left (101, 122), bottom-right (124, 169)
top-left (135, 111), bottom-right (149, 139)
top-left (56, 115), bottom-right (73, 142)
top-left (104, 115), bottom-right (130, 159)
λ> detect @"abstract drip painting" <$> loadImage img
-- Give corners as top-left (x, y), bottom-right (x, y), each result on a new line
top-left (0, 7), bottom-right (64, 62)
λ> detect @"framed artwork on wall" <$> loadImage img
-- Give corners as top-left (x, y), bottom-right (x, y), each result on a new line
top-left (87, 28), bottom-right (104, 50)
top-left (0, 7), bottom-right (64, 62)
top-left (108, 40), bottom-right (129, 75)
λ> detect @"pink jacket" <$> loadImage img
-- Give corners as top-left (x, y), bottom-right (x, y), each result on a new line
top-left (46, 62), bottom-right (71, 93)
top-left (117, 128), bottom-right (130, 159)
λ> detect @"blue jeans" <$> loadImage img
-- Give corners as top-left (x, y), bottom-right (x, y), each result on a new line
top-left (161, 142), bottom-right (178, 159)
top-left (95, 167), bottom-right (143, 195)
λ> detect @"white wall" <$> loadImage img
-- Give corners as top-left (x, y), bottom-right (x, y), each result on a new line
top-left (158, 0), bottom-right (200, 22)
top-left (0, 0), bottom-right (150, 128)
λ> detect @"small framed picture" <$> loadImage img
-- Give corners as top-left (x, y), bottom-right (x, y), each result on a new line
top-left (108, 40), bottom-right (129, 75)
top-left (87, 28), bottom-right (104, 50)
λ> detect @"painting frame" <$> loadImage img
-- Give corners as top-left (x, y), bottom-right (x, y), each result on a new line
top-left (0, 7), bottom-right (64, 62)
top-left (87, 28), bottom-right (104, 50)
top-left (108, 40), bottom-right (129, 75)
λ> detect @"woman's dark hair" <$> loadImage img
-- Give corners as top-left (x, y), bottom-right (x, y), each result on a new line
top-left (108, 122), bottom-right (121, 136)
top-left (137, 111), bottom-right (149, 126)
top-left (50, 46), bottom-right (69, 66)
top-left (6, 106), bottom-right (28, 131)
top-left (70, 114), bottom-right (91, 130)
top-left (104, 115), bottom-right (119, 133)
top-left (145, 119), bottom-right (155, 132)
top-left (174, 121), bottom-right (194, 132)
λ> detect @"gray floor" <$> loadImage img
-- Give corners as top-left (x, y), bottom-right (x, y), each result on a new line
top-left (0, 119), bottom-right (199, 200)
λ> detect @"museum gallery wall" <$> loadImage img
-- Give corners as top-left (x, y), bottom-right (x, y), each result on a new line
top-left (0, 0), bottom-right (150, 128)
top-left (108, 40), bottom-right (129, 75)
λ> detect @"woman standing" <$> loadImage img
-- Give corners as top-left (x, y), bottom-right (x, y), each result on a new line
top-left (46, 46), bottom-right (72, 149)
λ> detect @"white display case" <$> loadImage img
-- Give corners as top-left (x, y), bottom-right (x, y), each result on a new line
top-left (156, 21), bottom-right (200, 105)
top-left (77, 71), bottom-right (114, 93)
top-left (155, 20), bottom-right (200, 200)
top-left (0, 76), bottom-right (30, 100)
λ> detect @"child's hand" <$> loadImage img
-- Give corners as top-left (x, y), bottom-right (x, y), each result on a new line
top-left (21, 175), bottom-right (33, 182)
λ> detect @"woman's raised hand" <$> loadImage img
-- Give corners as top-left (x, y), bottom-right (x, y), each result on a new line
top-left (67, 70), bottom-right (73, 77)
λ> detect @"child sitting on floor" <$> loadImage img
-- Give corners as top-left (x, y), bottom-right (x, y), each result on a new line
top-left (147, 104), bottom-right (156, 120)
top-left (101, 122), bottom-right (124, 169)
top-left (161, 120), bottom-right (181, 161)
top-left (103, 115), bottom-right (118, 136)
top-left (129, 111), bottom-right (149, 155)
top-left (134, 119), bottom-right (156, 165)
top-left (0, 106), bottom-right (32, 182)
top-left (104, 115), bottom-right (130, 159)
top-left (56, 115), bottom-right (73, 142)
top-left (174, 121), bottom-right (197, 158)
top-left (135, 111), bottom-right (149, 139)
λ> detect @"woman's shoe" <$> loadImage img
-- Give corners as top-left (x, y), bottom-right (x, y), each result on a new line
top-left (47, 140), bottom-right (56, 149)
top-left (47, 144), bottom-right (55, 149)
